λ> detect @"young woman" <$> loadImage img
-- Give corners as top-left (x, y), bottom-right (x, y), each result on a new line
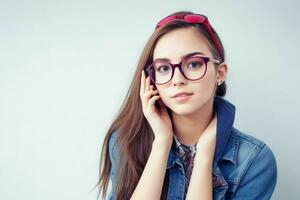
top-left (96, 11), bottom-right (277, 200)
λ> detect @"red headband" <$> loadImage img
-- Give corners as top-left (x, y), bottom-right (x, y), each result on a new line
top-left (155, 14), bottom-right (223, 57)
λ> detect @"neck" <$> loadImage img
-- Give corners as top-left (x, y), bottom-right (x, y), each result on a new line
top-left (171, 98), bottom-right (215, 146)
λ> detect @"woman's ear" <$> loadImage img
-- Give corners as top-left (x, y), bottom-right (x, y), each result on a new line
top-left (216, 62), bottom-right (228, 81)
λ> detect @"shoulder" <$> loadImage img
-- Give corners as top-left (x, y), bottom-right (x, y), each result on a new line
top-left (220, 127), bottom-right (277, 182)
top-left (109, 130), bottom-right (119, 146)
top-left (108, 130), bottom-right (120, 164)
top-left (107, 131), bottom-right (120, 199)
top-left (232, 127), bottom-right (265, 146)
top-left (226, 127), bottom-right (277, 169)
top-left (220, 127), bottom-right (278, 198)
top-left (230, 127), bottom-right (276, 165)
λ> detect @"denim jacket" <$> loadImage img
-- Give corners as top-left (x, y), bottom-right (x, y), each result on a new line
top-left (107, 96), bottom-right (278, 200)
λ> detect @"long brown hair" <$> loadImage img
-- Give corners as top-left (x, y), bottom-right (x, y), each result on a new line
top-left (94, 10), bottom-right (226, 200)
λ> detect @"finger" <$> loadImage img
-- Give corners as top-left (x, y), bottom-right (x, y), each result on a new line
top-left (213, 113), bottom-right (217, 122)
top-left (148, 95), bottom-right (160, 106)
top-left (145, 76), bottom-right (150, 92)
top-left (140, 70), bottom-right (145, 95)
top-left (143, 89), bottom-right (158, 100)
top-left (210, 114), bottom-right (217, 127)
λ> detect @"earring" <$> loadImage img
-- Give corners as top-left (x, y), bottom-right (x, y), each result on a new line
top-left (216, 79), bottom-right (223, 86)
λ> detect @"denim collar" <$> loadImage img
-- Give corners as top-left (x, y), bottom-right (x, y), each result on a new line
top-left (167, 96), bottom-right (237, 169)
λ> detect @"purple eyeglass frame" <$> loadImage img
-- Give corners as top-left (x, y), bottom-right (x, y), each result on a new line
top-left (146, 55), bottom-right (221, 85)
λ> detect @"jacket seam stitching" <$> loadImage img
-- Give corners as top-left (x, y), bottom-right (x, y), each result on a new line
top-left (235, 143), bottom-right (266, 189)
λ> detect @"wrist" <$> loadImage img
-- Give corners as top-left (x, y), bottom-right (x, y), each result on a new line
top-left (153, 137), bottom-right (173, 150)
top-left (195, 146), bottom-right (215, 162)
top-left (152, 130), bottom-right (173, 144)
top-left (194, 153), bottom-right (214, 166)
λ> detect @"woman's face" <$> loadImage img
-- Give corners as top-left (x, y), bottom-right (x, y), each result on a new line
top-left (152, 27), bottom-right (226, 116)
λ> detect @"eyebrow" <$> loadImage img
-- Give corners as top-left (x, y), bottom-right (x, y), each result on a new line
top-left (153, 51), bottom-right (205, 62)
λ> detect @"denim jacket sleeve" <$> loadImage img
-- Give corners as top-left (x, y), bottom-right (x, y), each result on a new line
top-left (107, 132), bottom-right (118, 200)
top-left (232, 144), bottom-right (278, 200)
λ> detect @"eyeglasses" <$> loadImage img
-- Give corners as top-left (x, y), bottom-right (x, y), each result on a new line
top-left (155, 13), bottom-right (222, 56)
top-left (145, 54), bottom-right (221, 85)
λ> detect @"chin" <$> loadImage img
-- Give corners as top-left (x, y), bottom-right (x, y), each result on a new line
top-left (169, 104), bottom-right (199, 116)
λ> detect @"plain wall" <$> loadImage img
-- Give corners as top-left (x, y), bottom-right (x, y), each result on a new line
top-left (0, 0), bottom-right (299, 199)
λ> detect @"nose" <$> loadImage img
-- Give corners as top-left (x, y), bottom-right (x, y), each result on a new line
top-left (171, 67), bottom-right (187, 86)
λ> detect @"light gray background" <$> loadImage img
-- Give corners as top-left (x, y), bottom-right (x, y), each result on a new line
top-left (0, 0), bottom-right (299, 199)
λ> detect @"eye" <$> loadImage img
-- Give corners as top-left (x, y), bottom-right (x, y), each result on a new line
top-left (185, 57), bottom-right (205, 70)
top-left (188, 61), bottom-right (201, 68)
top-left (156, 64), bottom-right (171, 73)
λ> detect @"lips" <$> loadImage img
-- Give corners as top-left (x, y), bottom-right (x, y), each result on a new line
top-left (172, 92), bottom-right (193, 98)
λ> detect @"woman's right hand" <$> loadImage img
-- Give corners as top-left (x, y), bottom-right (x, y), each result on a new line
top-left (140, 70), bottom-right (173, 143)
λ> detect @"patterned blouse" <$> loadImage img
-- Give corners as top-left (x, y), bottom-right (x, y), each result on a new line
top-left (173, 134), bottom-right (197, 199)
top-left (173, 134), bottom-right (227, 199)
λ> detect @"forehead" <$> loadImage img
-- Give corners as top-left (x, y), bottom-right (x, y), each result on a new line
top-left (153, 27), bottom-right (211, 63)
